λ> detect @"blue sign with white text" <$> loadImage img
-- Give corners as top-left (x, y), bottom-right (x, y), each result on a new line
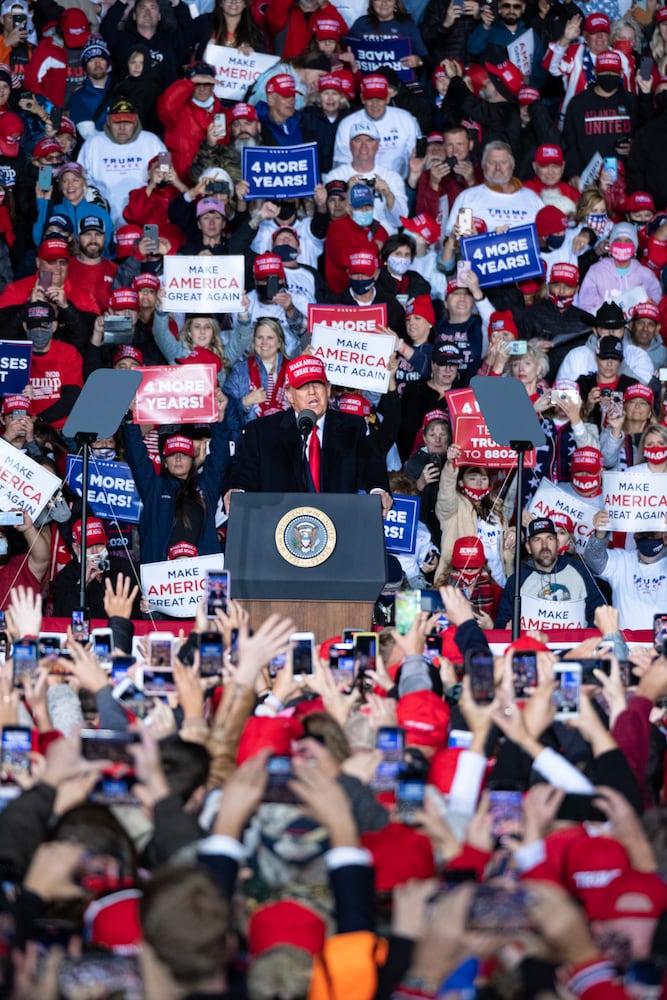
top-left (383, 494), bottom-right (420, 555)
top-left (0, 341), bottom-right (32, 396)
top-left (242, 144), bottom-right (319, 200)
top-left (345, 35), bottom-right (414, 82)
top-left (459, 223), bottom-right (543, 288)
top-left (66, 456), bottom-right (142, 524)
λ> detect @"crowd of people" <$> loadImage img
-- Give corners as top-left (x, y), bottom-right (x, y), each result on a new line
top-left (0, 0), bottom-right (665, 993)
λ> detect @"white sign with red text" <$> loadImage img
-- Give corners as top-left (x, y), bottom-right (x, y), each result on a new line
top-left (204, 44), bottom-right (279, 102)
top-left (310, 322), bottom-right (393, 392)
top-left (602, 469), bottom-right (667, 532)
top-left (141, 554), bottom-right (224, 618)
top-left (133, 365), bottom-right (217, 424)
top-left (528, 481), bottom-right (597, 553)
top-left (163, 255), bottom-right (244, 313)
top-left (0, 438), bottom-right (60, 519)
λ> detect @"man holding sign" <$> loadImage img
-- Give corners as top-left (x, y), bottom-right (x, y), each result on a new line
top-left (226, 355), bottom-right (391, 513)
top-left (495, 517), bottom-right (603, 628)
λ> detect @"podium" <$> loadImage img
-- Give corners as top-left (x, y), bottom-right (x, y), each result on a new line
top-left (225, 493), bottom-right (388, 635)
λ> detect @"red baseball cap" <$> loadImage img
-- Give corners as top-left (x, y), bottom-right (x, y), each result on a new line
top-left (485, 59), bottom-right (523, 97)
top-left (248, 901), bottom-right (326, 957)
top-left (535, 144), bottom-right (564, 166)
top-left (596, 50), bottom-right (622, 74)
top-left (114, 224), bottom-right (142, 257)
top-left (571, 446), bottom-right (603, 473)
top-left (72, 517), bottom-right (108, 546)
top-left (489, 310), bottom-right (518, 338)
top-left (631, 300), bottom-right (660, 322)
top-left (452, 535), bottom-right (485, 569)
top-left (132, 272), bottom-right (160, 291)
top-left (400, 212), bottom-right (439, 244)
top-left (550, 262), bottom-right (579, 287)
top-left (346, 250), bottom-right (379, 275)
top-left (585, 11), bottom-right (610, 32)
top-left (624, 382), bottom-right (654, 405)
top-left (422, 407), bottom-right (449, 429)
top-left (167, 541), bottom-right (198, 559)
top-left (396, 690), bottom-right (450, 749)
top-left (284, 355), bottom-right (328, 388)
top-left (360, 74), bottom-right (389, 100)
top-left (110, 287), bottom-right (139, 311)
top-left (60, 7), bottom-right (90, 47)
top-left (266, 73), bottom-right (296, 97)
top-left (253, 252), bottom-right (284, 279)
top-left (625, 191), bottom-right (655, 213)
top-left (163, 434), bottom-right (195, 458)
top-left (536, 204), bottom-right (569, 238)
top-left (2, 394), bottom-right (30, 415)
top-left (406, 294), bottom-right (435, 325)
top-left (113, 344), bottom-right (143, 366)
top-left (230, 102), bottom-right (258, 121)
top-left (38, 237), bottom-right (69, 261)
top-left (337, 392), bottom-right (371, 416)
top-left (361, 823), bottom-right (435, 892)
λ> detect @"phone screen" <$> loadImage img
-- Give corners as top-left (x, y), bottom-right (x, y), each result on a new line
top-left (489, 789), bottom-right (523, 841)
top-left (80, 729), bottom-right (140, 765)
top-left (353, 633), bottom-right (377, 673)
top-left (396, 780), bottom-right (426, 824)
top-left (329, 643), bottom-right (354, 682)
top-left (467, 885), bottom-right (534, 932)
top-left (263, 755), bottom-right (300, 804)
top-left (653, 613), bottom-right (667, 652)
top-left (512, 652), bottom-right (537, 698)
top-left (148, 636), bottom-right (173, 668)
top-left (579, 657), bottom-right (611, 685)
top-left (467, 650), bottom-right (495, 705)
top-left (553, 664), bottom-right (581, 719)
top-left (12, 640), bottom-right (38, 687)
top-left (143, 668), bottom-right (176, 694)
top-left (291, 634), bottom-right (314, 676)
top-left (110, 656), bottom-right (135, 682)
top-left (206, 571), bottom-right (229, 618)
top-left (1, 726), bottom-right (32, 779)
top-left (199, 632), bottom-right (223, 676)
top-left (71, 608), bottom-right (90, 644)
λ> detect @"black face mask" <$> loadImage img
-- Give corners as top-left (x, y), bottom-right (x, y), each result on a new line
top-left (545, 234), bottom-right (565, 250)
top-left (278, 202), bottom-right (296, 221)
top-left (657, 91), bottom-right (667, 113)
top-left (273, 243), bottom-right (298, 262)
top-left (636, 536), bottom-right (665, 559)
top-left (596, 73), bottom-right (620, 93)
top-left (349, 277), bottom-right (374, 296)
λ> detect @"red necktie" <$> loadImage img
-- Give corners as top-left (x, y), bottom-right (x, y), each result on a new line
top-left (308, 428), bottom-right (321, 492)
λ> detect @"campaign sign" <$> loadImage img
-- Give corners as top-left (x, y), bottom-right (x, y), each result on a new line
top-left (134, 365), bottom-right (218, 424)
top-left (446, 388), bottom-right (536, 468)
top-left (242, 144), bottom-right (319, 200)
top-left (141, 554), bottom-right (224, 618)
top-left (459, 224), bottom-right (542, 288)
top-left (311, 322), bottom-right (393, 392)
top-left (163, 255), bottom-right (244, 313)
top-left (384, 494), bottom-right (420, 554)
top-left (602, 469), bottom-right (667, 532)
top-left (0, 438), bottom-right (59, 519)
top-left (507, 28), bottom-right (534, 76)
top-left (204, 43), bottom-right (279, 102)
top-left (520, 594), bottom-right (586, 631)
top-left (345, 35), bottom-right (414, 82)
top-left (66, 456), bottom-right (142, 525)
top-left (308, 303), bottom-right (387, 334)
top-left (0, 341), bottom-right (31, 395)
top-left (528, 481), bottom-right (597, 553)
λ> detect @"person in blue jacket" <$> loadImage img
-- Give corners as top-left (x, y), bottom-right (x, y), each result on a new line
top-left (123, 390), bottom-right (231, 564)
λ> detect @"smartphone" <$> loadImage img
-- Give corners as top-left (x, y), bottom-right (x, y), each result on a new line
top-left (110, 655), bottom-right (135, 683)
top-left (12, 13), bottom-right (26, 27)
top-left (38, 270), bottom-right (52, 291)
top-left (38, 165), bottom-right (52, 189)
top-left (579, 657), bottom-right (611, 685)
top-left (80, 729), bottom-right (140, 765)
top-left (395, 590), bottom-right (421, 635)
top-left (553, 662), bottom-right (581, 720)
top-left (619, 660), bottom-right (641, 687)
top-left (557, 792), bottom-right (606, 823)
top-left (198, 631), bottom-right (223, 677)
top-left (50, 108), bottom-right (62, 130)
top-left (148, 633), bottom-right (173, 668)
top-left (511, 650), bottom-right (537, 698)
top-left (489, 788), bottom-right (523, 841)
top-left (466, 649), bottom-right (495, 705)
top-left (456, 259), bottom-right (471, 280)
top-left (157, 151), bottom-right (171, 171)
top-left (92, 629), bottom-right (112, 661)
top-left (457, 207), bottom-right (473, 236)
top-left (142, 668), bottom-right (176, 694)
top-left (603, 157), bottom-right (618, 182)
top-left (353, 632), bottom-right (377, 673)
top-left (0, 511), bottom-right (23, 526)
top-left (467, 885), bottom-right (534, 932)
top-left (328, 642), bottom-right (354, 683)
top-left (415, 136), bottom-right (427, 159)
top-left (71, 608), bottom-right (90, 645)
top-left (1, 726), bottom-right (31, 780)
top-left (102, 316), bottom-right (133, 344)
top-left (214, 113), bottom-right (227, 137)
top-left (112, 679), bottom-right (153, 720)
top-left (263, 754), bottom-right (300, 804)
top-left (266, 274), bottom-right (281, 300)
top-left (38, 635), bottom-right (61, 659)
top-left (370, 726), bottom-right (406, 792)
top-left (12, 638), bottom-right (38, 688)
top-left (90, 774), bottom-right (139, 805)
top-left (448, 728), bottom-right (474, 749)
top-left (396, 779), bottom-right (426, 824)
top-left (425, 632), bottom-right (442, 657)
top-left (206, 570), bottom-right (229, 619)
top-left (58, 954), bottom-right (142, 994)
top-left (342, 628), bottom-right (364, 643)
top-left (653, 613), bottom-right (667, 652)
top-left (640, 55), bottom-right (653, 81)
top-left (507, 341), bottom-right (528, 356)
top-left (659, 369), bottom-right (667, 382)
top-left (291, 632), bottom-right (315, 678)
top-left (143, 223), bottom-right (158, 249)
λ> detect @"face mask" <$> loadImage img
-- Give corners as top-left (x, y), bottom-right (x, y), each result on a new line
top-left (28, 328), bottom-right (52, 351)
top-left (349, 276), bottom-right (374, 296)
top-left (352, 209), bottom-right (374, 227)
top-left (609, 241), bottom-right (635, 264)
top-left (643, 445), bottom-right (667, 464)
top-left (557, 540), bottom-right (570, 555)
top-left (273, 243), bottom-right (298, 263)
top-left (461, 484), bottom-right (492, 502)
top-left (0, 537), bottom-right (7, 558)
top-left (613, 39), bottom-right (633, 58)
top-left (596, 73), bottom-right (620, 93)
top-left (545, 234), bottom-right (565, 250)
top-left (636, 535), bottom-right (665, 559)
top-left (657, 91), bottom-right (667, 113)
top-left (87, 546), bottom-right (110, 572)
top-left (572, 474), bottom-right (602, 497)
top-left (278, 202), bottom-right (296, 221)
top-left (92, 448), bottom-right (116, 460)
top-left (387, 254), bottom-right (411, 275)
top-left (192, 95), bottom-right (214, 109)
top-left (548, 291), bottom-right (575, 310)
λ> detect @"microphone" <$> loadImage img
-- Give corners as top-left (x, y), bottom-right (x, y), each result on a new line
top-left (296, 408), bottom-right (317, 439)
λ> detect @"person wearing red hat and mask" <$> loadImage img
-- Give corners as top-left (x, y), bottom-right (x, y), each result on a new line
top-left (437, 534), bottom-right (502, 625)
top-left (601, 382), bottom-right (656, 471)
top-left (24, 7), bottom-right (90, 107)
top-left (325, 182), bottom-right (389, 294)
top-left (519, 261), bottom-right (594, 381)
top-left (52, 516), bottom-right (141, 617)
top-left (557, 445), bottom-right (606, 509)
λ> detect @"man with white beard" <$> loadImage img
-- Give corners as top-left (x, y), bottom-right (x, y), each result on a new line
top-left (191, 102), bottom-right (263, 184)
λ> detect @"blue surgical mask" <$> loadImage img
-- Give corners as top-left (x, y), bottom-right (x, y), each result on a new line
top-left (350, 277), bottom-right (374, 295)
top-left (92, 448), bottom-right (116, 460)
top-left (0, 537), bottom-right (7, 557)
top-left (387, 254), bottom-right (411, 275)
top-left (352, 209), bottom-right (374, 227)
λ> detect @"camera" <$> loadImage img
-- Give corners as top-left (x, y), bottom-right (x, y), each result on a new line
top-left (207, 180), bottom-right (231, 196)
top-left (360, 177), bottom-right (376, 188)
top-left (445, 156), bottom-right (458, 170)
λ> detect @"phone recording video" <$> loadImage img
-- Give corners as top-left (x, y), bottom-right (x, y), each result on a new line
top-left (12, 639), bottom-right (38, 688)
top-left (290, 632), bottom-right (315, 678)
top-left (71, 608), bottom-right (90, 644)
top-left (206, 570), bottom-right (229, 619)
top-left (511, 651), bottom-right (537, 698)
top-left (553, 663), bottom-right (582, 720)
top-left (396, 779), bottom-right (426, 824)
top-left (198, 631), bottom-right (223, 677)
top-left (148, 633), bottom-right (173, 668)
top-left (263, 755), bottom-right (300, 804)
top-left (1, 726), bottom-right (32, 781)
top-left (466, 650), bottom-right (495, 705)
top-left (370, 726), bottom-right (405, 792)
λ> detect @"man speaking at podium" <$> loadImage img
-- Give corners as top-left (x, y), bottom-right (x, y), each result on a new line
top-left (225, 355), bottom-right (392, 514)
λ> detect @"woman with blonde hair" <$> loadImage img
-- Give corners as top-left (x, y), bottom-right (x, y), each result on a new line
top-left (223, 317), bottom-right (291, 425)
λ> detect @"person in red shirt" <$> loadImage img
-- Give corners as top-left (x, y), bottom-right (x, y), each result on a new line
top-left (0, 510), bottom-right (51, 607)
top-left (265, 0), bottom-right (346, 60)
top-left (157, 61), bottom-right (227, 185)
top-left (123, 155), bottom-right (186, 252)
top-left (21, 301), bottom-right (84, 431)
top-left (67, 216), bottom-right (118, 314)
top-left (325, 183), bottom-right (388, 294)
